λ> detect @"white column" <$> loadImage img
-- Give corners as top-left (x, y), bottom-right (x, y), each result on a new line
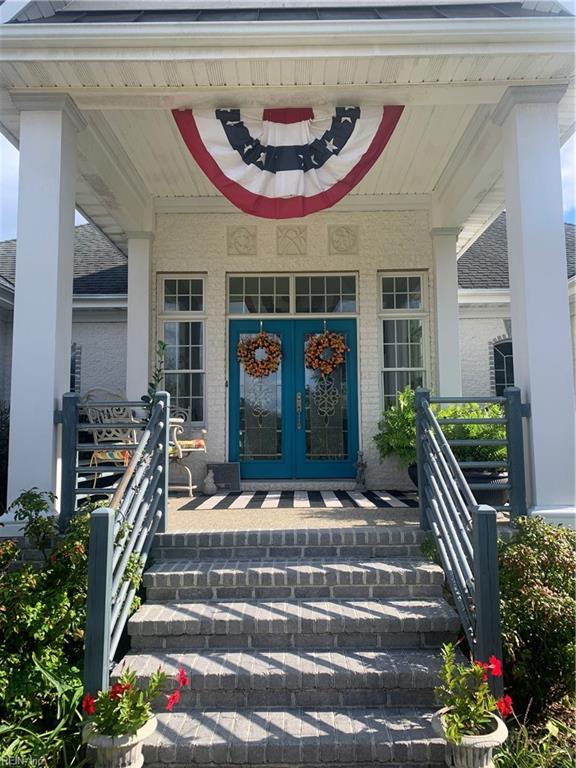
top-left (126, 233), bottom-right (153, 400)
top-left (493, 85), bottom-right (575, 521)
top-left (432, 228), bottom-right (462, 396)
top-left (7, 95), bottom-right (85, 517)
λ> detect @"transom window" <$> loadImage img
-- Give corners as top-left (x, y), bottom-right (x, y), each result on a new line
top-left (227, 274), bottom-right (357, 315)
top-left (381, 275), bottom-right (422, 310)
top-left (158, 276), bottom-right (205, 426)
top-left (229, 276), bottom-right (290, 314)
top-left (379, 272), bottom-right (428, 410)
top-left (163, 278), bottom-right (204, 313)
top-left (295, 275), bottom-right (356, 313)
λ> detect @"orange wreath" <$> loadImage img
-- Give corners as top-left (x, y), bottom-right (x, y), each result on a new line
top-left (305, 331), bottom-right (348, 376)
top-left (237, 331), bottom-right (282, 378)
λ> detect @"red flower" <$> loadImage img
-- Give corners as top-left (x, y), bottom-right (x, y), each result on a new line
top-left (109, 682), bottom-right (131, 700)
top-left (82, 692), bottom-right (95, 715)
top-left (166, 689), bottom-right (180, 711)
top-left (497, 695), bottom-right (513, 717)
top-left (489, 656), bottom-right (503, 677)
top-left (177, 668), bottom-right (189, 688)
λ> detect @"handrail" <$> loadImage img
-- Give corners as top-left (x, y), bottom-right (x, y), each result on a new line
top-left (415, 388), bottom-right (509, 686)
top-left (82, 392), bottom-right (170, 695)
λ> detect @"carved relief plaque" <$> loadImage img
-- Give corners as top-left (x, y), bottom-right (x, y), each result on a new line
top-left (329, 225), bottom-right (358, 255)
top-left (277, 225), bottom-right (307, 256)
top-left (228, 225), bottom-right (257, 256)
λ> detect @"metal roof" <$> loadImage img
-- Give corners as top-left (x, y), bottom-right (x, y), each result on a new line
top-left (8, 2), bottom-right (572, 22)
top-left (0, 223), bottom-right (127, 295)
top-left (458, 212), bottom-right (576, 289)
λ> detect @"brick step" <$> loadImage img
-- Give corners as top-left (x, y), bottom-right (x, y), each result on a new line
top-left (141, 707), bottom-right (446, 766)
top-left (143, 558), bottom-right (444, 602)
top-left (113, 648), bottom-right (442, 709)
top-left (150, 526), bottom-right (425, 561)
top-left (128, 597), bottom-right (459, 651)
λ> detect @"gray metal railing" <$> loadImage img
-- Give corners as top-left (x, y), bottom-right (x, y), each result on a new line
top-left (414, 386), bottom-right (527, 680)
top-left (60, 392), bottom-right (156, 530)
top-left (79, 392), bottom-right (170, 694)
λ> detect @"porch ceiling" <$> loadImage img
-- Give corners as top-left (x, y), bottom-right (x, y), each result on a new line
top-left (0, 15), bottom-right (574, 253)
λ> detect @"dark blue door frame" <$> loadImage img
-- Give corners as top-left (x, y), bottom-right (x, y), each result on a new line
top-left (229, 319), bottom-right (359, 479)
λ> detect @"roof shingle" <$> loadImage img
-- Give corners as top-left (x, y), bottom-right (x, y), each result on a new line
top-left (458, 212), bottom-right (575, 289)
top-left (0, 223), bottom-right (127, 295)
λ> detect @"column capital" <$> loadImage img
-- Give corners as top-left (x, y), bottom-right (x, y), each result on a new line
top-left (430, 227), bottom-right (462, 239)
top-left (126, 231), bottom-right (155, 242)
top-left (492, 84), bottom-right (568, 127)
top-left (10, 93), bottom-right (87, 132)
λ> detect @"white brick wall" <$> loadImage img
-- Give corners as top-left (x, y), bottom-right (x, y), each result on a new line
top-left (72, 317), bottom-right (127, 395)
top-left (459, 314), bottom-right (510, 396)
top-left (152, 210), bottom-right (436, 489)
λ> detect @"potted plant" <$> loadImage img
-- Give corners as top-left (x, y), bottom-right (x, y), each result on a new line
top-left (432, 643), bottom-right (512, 768)
top-left (82, 665), bottom-right (188, 767)
top-left (373, 387), bottom-right (509, 504)
top-left (373, 386), bottom-right (419, 486)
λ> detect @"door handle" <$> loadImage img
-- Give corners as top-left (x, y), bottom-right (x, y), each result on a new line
top-left (296, 391), bottom-right (302, 430)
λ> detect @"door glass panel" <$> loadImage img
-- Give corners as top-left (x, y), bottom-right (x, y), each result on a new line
top-left (238, 333), bottom-right (282, 461)
top-left (304, 332), bottom-right (348, 460)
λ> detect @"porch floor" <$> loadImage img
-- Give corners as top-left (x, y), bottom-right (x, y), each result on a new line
top-left (166, 489), bottom-right (420, 532)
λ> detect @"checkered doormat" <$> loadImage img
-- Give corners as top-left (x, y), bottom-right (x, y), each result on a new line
top-left (182, 490), bottom-right (419, 510)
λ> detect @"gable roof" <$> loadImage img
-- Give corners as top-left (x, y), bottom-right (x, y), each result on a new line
top-left (458, 212), bottom-right (576, 289)
top-left (0, 223), bottom-right (127, 295)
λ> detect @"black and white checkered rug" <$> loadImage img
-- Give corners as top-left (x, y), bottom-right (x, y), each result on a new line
top-left (181, 490), bottom-right (418, 510)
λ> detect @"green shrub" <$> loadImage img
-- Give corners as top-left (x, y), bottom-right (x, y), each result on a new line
top-left (495, 717), bottom-right (575, 768)
top-left (438, 401), bottom-right (507, 463)
top-left (373, 386), bottom-right (507, 467)
top-left (498, 516), bottom-right (576, 718)
top-left (373, 386), bottom-right (417, 466)
top-left (0, 490), bottom-right (91, 764)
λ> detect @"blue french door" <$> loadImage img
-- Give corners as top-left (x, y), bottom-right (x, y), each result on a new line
top-left (229, 319), bottom-right (358, 479)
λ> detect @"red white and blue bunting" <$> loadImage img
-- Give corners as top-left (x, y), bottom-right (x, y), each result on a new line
top-left (172, 106), bottom-right (404, 219)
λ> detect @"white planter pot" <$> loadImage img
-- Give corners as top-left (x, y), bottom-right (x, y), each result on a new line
top-left (432, 708), bottom-right (508, 768)
top-left (83, 716), bottom-right (157, 768)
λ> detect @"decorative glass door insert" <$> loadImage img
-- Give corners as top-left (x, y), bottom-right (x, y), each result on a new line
top-left (229, 319), bottom-right (358, 479)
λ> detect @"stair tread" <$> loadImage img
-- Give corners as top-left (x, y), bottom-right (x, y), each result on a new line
top-left (143, 557), bottom-right (443, 585)
top-left (142, 707), bottom-right (445, 764)
top-left (113, 648), bottom-right (443, 687)
top-left (128, 597), bottom-right (458, 636)
top-left (153, 525), bottom-right (422, 546)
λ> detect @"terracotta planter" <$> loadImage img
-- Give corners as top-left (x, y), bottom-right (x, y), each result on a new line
top-left (83, 716), bottom-right (157, 768)
top-left (432, 708), bottom-right (508, 768)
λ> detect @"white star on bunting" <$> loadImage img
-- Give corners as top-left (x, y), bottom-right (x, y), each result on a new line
top-left (325, 138), bottom-right (337, 153)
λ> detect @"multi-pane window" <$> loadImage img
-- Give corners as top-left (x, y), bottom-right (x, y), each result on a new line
top-left (159, 276), bottom-right (205, 426)
top-left (379, 273), bottom-right (428, 410)
top-left (381, 275), bottom-right (422, 310)
top-left (227, 274), bottom-right (357, 315)
top-left (493, 340), bottom-right (514, 396)
top-left (295, 275), bottom-right (357, 313)
top-left (228, 276), bottom-right (290, 314)
top-left (164, 278), bottom-right (203, 312)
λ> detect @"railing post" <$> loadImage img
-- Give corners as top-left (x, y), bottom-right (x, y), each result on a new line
top-left (83, 507), bottom-right (114, 695)
top-left (415, 388), bottom-right (431, 530)
top-left (154, 391), bottom-right (170, 534)
top-left (59, 392), bottom-right (78, 532)
top-left (472, 504), bottom-right (504, 697)
top-left (504, 387), bottom-right (527, 523)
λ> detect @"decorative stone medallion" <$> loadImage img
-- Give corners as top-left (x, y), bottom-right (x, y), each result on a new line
top-left (329, 225), bottom-right (358, 255)
top-left (277, 225), bottom-right (307, 256)
top-left (228, 225), bottom-right (257, 256)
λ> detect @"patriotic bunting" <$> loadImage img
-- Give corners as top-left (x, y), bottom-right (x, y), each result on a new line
top-left (172, 105), bottom-right (404, 219)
